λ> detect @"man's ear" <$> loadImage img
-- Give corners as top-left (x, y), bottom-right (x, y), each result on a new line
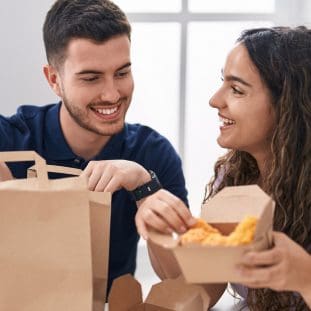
top-left (43, 64), bottom-right (62, 97)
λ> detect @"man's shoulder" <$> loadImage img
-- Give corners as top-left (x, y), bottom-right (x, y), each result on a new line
top-left (0, 103), bottom-right (60, 131)
top-left (122, 123), bottom-right (179, 163)
top-left (125, 123), bottom-right (170, 144)
top-left (0, 103), bottom-right (60, 143)
top-left (15, 103), bottom-right (58, 120)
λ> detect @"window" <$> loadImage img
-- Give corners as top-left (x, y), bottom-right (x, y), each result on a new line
top-left (112, 0), bottom-right (305, 215)
top-left (189, 0), bottom-right (275, 13)
top-left (113, 0), bottom-right (181, 12)
top-left (127, 23), bottom-right (181, 150)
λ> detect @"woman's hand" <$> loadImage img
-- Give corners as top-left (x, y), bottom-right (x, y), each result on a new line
top-left (81, 160), bottom-right (151, 192)
top-left (237, 231), bottom-right (311, 306)
top-left (135, 189), bottom-right (196, 240)
top-left (0, 162), bottom-right (13, 181)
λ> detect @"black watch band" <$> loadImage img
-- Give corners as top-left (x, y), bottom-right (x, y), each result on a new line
top-left (131, 170), bottom-right (162, 201)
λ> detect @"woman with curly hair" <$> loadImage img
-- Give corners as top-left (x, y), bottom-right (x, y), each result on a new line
top-left (204, 26), bottom-right (311, 310)
top-left (141, 25), bottom-right (311, 310)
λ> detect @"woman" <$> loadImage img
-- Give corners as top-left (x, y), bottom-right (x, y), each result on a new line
top-left (136, 26), bottom-right (311, 310)
top-left (205, 26), bottom-right (311, 310)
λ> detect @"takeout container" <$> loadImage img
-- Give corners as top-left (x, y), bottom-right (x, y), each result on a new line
top-left (149, 185), bottom-right (275, 283)
top-left (108, 274), bottom-right (210, 310)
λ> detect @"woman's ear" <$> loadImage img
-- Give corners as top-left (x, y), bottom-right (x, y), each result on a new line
top-left (0, 162), bottom-right (13, 181)
top-left (43, 64), bottom-right (62, 97)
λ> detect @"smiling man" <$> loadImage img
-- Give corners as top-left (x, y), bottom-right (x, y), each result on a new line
top-left (0, 0), bottom-right (195, 295)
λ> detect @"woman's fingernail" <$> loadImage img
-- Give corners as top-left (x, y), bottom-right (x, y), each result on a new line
top-left (166, 228), bottom-right (173, 234)
top-left (188, 218), bottom-right (197, 226)
top-left (180, 226), bottom-right (187, 233)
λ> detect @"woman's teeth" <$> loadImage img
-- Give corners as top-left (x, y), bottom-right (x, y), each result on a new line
top-left (220, 116), bottom-right (235, 126)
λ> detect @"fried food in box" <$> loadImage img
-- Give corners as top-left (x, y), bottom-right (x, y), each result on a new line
top-left (180, 216), bottom-right (257, 246)
top-left (180, 218), bottom-right (220, 245)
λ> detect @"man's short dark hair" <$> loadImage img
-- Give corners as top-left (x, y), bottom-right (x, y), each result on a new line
top-left (43, 0), bottom-right (131, 68)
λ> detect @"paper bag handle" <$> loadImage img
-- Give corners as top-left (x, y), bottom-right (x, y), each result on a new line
top-left (28, 164), bottom-right (110, 205)
top-left (0, 151), bottom-right (48, 185)
top-left (28, 164), bottom-right (82, 177)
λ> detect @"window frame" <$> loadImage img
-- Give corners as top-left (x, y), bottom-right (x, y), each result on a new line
top-left (125, 0), bottom-right (302, 159)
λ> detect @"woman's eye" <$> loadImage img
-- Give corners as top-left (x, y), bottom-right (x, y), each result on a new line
top-left (231, 86), bottom-right (243, 95)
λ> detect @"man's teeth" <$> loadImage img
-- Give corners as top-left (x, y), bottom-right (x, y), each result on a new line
top-left (220, 116), bottom-right (235, 125)
top-left (95, 107), bottom-right (118, 115)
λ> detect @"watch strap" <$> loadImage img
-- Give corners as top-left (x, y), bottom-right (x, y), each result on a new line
top-left (131, 170), bottom-right (162, 201)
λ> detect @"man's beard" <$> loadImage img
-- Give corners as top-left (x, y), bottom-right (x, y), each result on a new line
top-left (62, 95), bottom-right (126, 137)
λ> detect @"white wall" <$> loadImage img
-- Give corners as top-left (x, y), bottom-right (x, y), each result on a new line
top-left (0, 0), bottom-right (56, 116)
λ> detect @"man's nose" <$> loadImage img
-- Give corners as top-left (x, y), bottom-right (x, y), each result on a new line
top-left (100, 81), bottom-right (120, 104)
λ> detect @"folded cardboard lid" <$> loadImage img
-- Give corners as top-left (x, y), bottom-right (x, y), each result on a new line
top-left (201, 185), bottom-right (272, 221)
top-left (145, 277), bottom-right (210, 310)
top-left (108, 274), bottom-right (143, 311)
top-left (129, 303), bottom-right (173, 311)
top-left (201, 185), bottom-right (274, 240)
top-left (108, 274), bottom-right (210, 311)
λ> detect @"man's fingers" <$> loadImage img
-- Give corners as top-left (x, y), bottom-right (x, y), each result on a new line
top-left (103, 175), bottom-right (123, 193)
top-left (81, 161), bottom-right (95, 178)
top-left (0, 162), bottom-right (13, 181)
top-left (86, 169), bottom-right (105, 191)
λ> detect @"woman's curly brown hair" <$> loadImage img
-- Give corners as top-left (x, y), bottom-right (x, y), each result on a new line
top-left (204, 26), bottom-right (311, 310)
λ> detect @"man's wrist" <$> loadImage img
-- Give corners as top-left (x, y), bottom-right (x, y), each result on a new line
top-left (131, 170), bottom-right (162, 201)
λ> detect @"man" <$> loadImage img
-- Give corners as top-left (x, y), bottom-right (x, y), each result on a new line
top-left (0, 0), bottom-right (195, 293)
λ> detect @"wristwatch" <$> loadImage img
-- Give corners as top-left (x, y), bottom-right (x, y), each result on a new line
top-left (131, 170), bottom-right (162, 201)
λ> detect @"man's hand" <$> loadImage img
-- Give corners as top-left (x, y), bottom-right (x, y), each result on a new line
top-left (0, 162), bottom-right (13, 181)
top-left (80, 160), bottom-right (151, 192)
top-left (236, 231), bottom-right (311, 306)
top-left (135, 189), bottom-right (196, 240)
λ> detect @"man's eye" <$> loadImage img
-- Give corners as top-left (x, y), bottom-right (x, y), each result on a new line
top-left (115, 71), bottom-right (129, 78)
top-left (82, 76), bottom-right (99, 82)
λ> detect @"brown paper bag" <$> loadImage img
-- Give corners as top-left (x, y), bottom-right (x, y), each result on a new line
top-left (0, 151), bottom-right (110, 311)
top-left (27, 163), bottom-right (111, 311)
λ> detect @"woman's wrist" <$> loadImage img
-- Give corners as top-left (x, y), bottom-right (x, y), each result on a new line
top-left (301, 290), bottom-right (311, 308)
top-left (299, 255), bottom-right (311, 307)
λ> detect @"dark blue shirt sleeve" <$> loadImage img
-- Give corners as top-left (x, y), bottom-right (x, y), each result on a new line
top-left (141, 130), bottom-right (188, 207)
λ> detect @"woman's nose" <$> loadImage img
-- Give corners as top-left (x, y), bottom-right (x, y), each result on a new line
top-left (209, 88), bottom-right (225, 109)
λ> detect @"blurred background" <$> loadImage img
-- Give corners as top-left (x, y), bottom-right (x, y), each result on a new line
top-left (1, 0), bottom-right (310, 307)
